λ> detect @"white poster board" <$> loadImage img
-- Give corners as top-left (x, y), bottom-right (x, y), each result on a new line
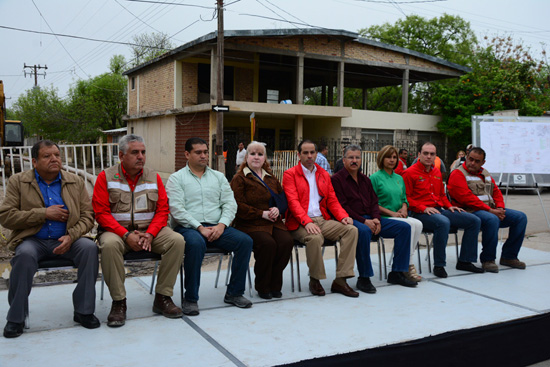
top-left (479, 120), bottom-right (550, 174)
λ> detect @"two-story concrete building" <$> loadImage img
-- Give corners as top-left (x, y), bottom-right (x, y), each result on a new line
top-left (123, 28), bottom-right (469, 178)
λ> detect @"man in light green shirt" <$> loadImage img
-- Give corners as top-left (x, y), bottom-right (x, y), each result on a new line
top-left (166, 137), bottom-right (253, 316)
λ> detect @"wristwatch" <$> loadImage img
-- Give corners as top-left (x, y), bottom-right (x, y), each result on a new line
top-left (122, 231), bottom-right (131, 242)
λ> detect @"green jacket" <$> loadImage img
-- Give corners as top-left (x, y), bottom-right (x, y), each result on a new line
top-left (0, 169), bottom-right (94, 251)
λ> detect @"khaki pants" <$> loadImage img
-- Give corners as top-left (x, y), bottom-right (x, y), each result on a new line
top-left (98, 227), bottom-right (185, 301)
top-left (290, 217), bottom-right (357, 280)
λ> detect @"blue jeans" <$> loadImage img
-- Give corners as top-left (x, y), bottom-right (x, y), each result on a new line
top-left (353, 215), bottom-right (411, 277)
top-left (174, 224), bottom-right (252, 302)
top-left (411, 208), bottom-right (481, 267)
top-left (472, 209), bottom-right (527, 262)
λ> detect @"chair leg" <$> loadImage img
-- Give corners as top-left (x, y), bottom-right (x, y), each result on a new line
top-left (225, 254), bottom-right (233, 287)
top-left (454, 232), bottom-right (460, 262)
top-left (149, 261), bottom-right (159, 295)
top-left (100, 273), bottom-right (105, 300)
top-left (334, 243), bottom-right (339, 279)
top-left (290, 255), bottom-right (295, 292)
top-left (214, 254), bottom-right (224, 288)
top-left (377, 240), bottom-right (383, 281)
top-left (247, 267), bottom-right (253, 297)
top-left (180, 264), bottom-right (184, 307)
top-left (381, 238), bottom-right (388, 279)
top-left (416, 241), bottom-right (422, 274)
top-left (424, 233), bottom-right (432, 273)
top-left (24, 314), bottom-right (29, 330)
top-left (295, 246), bottom-right (302, 292)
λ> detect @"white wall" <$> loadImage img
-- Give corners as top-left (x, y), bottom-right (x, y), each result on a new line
top-left (342, 109), bottom-right (441, 132)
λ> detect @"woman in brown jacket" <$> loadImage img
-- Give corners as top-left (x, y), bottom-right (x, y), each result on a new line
top-left (230, 141), bottom-right (293, 299)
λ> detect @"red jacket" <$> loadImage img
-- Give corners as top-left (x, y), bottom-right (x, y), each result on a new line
top-left (395, 159), bottom-right (406, 175)
top-left (402, 160), bottom-right (451, 213)
top-left (447, 163), bottom-right (505, 211)
top-left (283, 163), bottom-right (349, 231)
top-left (92, 168), bottom-right (169, 238)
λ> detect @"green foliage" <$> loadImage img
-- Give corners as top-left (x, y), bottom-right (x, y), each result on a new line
top-left (12, 55), bottom-right (127, 143)
top-left (434, 36), bottom-right (549, 149)
top-left (360, 14), bottom-right (477, 66)
top-left (13, 86), bottom-right (71, 141)
top-left (357, 14), bottom-right (478, 115)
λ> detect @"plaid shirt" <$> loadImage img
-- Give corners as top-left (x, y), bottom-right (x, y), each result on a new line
top-left (315, 152), bottom-right (332, 174)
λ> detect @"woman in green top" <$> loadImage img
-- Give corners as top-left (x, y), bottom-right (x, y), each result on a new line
top-left (370, 145), bottom-right (423, 282)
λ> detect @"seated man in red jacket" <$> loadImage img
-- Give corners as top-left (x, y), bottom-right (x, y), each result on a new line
top-left (403, 142), bottom-right (482, 278)
top-left (447, 147), bottom-right (527, 272)
top-left (283, 140), bottom-right (359, 297)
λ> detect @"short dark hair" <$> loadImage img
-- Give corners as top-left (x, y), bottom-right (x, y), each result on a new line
top-left (297, 139), bottom-right (317, 153)
top-left (398, 148), bottom-right (407, 155)
top-left (469, 147), bottom-right (486, 160)
top-left (318, 143), bottom-right (328, 152)
top-left (32, 140), bottom-right (60, 160)
top-left (185, 137), bottom-right (208, 152)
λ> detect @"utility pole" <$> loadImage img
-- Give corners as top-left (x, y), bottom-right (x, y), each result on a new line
top-left (23, 63), bottom-right (48, 87)
top-left (215, 0), bottom-right (225, 174)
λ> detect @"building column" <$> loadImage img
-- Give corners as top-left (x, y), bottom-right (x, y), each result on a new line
top-left (362, 88), bottom-right (367, 110)
top-left (210, 47), bottom-right (217, 103)
top-left (174, 61), bottom-right (182, 109)
top-left (337, 61), bottom-right (344, 107)
top-left (401, 68), bottom-right (409, 113)
top-left (295, 115), bottom-right (303, 142)
top-left (296, 55), bottom-right (304, 105)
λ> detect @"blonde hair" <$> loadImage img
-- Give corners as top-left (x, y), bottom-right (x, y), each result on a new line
top-left (377, 145), bottom-right (398, 170)
top-left (237, 141), bottom-right (273, 174)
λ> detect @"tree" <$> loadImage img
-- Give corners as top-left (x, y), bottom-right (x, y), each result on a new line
top-left (13, 86), bottom-right (70, 141)
top-left (130, 32), bottom-right (174, 67)
top-left (67, 55), bottom-right (127, 133)
top-left (433, 36), bottom-right (550, 149)
top-left (359, 14), bottom-right (478, 114)
top-left (13, 55), bottom-right (128, 143)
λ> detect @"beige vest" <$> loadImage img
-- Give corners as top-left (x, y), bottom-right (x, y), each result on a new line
top-left (456, 165), bottom-right (496, 210)
top-left (104, 165), bottom-right (159, 231)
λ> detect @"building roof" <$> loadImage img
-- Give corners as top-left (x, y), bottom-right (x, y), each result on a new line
top-left (123, 28), bottom-right (471, 76)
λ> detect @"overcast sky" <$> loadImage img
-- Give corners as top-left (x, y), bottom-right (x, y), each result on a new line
top-left (1, 0), bottom-right (548, 109)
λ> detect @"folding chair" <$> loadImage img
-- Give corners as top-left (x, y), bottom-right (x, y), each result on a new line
top-left (24, 258), bottom-right (78, 329)
top-left (206, 246), bottom-right (253, 297)
top-left (100, 250), bottom-right (186, 306)
top-left (421, 227), bottom-right (460, 273)
top-left (290, 239), bottom-right (338, 292)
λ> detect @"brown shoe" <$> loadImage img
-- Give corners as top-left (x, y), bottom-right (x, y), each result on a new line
top-left (153, 294), bottom-right (183, 318)
top-left (500, 258), bottom-right (526, 269)
top-left (107, 298), bottom-right (127, 327)
top-left (482, 261), bottom-right (499, 273)
top-left (331, 280), bottom-right (359, 298)
top-left (406, 264), bottom-right (422, 282)
top-left (308, 279), bottom-right (325, 296)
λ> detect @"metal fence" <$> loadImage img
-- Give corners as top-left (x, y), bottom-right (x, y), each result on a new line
top-left (272, 150), bottom-right (379, 183)
top-left (1, 143), bottom-right (119, 197)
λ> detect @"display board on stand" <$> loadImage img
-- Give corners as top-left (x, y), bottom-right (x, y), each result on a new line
top-left (472, 115), bottom-right (550, 229)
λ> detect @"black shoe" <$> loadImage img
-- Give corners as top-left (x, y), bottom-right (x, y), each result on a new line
top-left (258, 292), bottom-right (272, 300)
top-left (74, 312), bottom-right (101, 329)
top-left (356, 277), bottom-right (377, 294)
top-left (3, 321), bottom-right (24, 338)
top-left (433, 266), bottom-right (448, 278)
top-left (270, 291), bottom-right (283, 298)
top-left (387, 271), bottom-right (417, 288)
top-left (456, 261), bottom-right (485, 274)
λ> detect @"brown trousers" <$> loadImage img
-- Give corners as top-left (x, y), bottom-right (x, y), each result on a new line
top-left (290, 217), bottom-right (357, 280)
top-left (248, 227), bottom-right (294, 293)
top-left (98, 227), bottom-right (185, 300)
